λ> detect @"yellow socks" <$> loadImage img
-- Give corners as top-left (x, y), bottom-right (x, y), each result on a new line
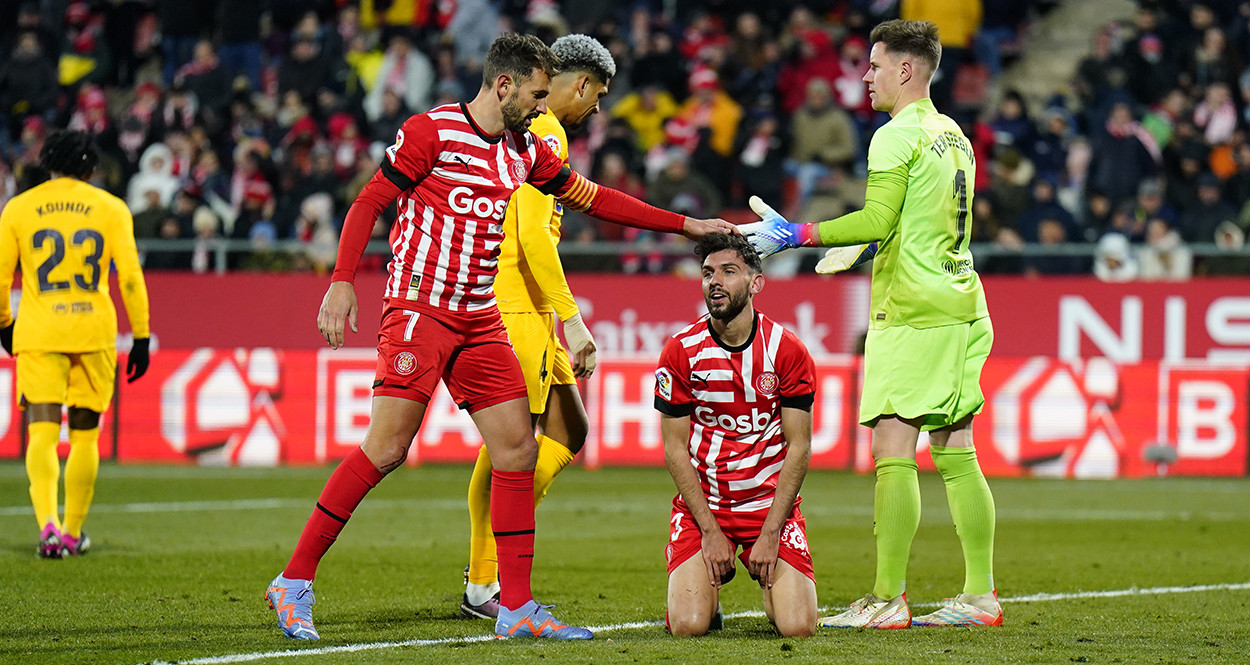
top-left (63, 428), bottom-right (100, 538)
top-left (930, 445), bottom-right (996, 595)
top-left (26, 422), bottom-right (61, 531)
top-left (872, 457), bottom-right (920, 600)
top-left (533, 434), bottom-right (575, 505)
top-left (466, 434), bottom-right (577, 589)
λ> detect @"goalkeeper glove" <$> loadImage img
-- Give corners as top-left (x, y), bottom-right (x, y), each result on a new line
top-left (562, 313), bottom-right (597, 377)
top-left (0, 321), bottom-right (12, 356)
top-left (815, 242), bottom-right (879, 274)
top-left (127, 337), bottom-right (150, 383)
top-left (740, 196), bottom-right (802, 259)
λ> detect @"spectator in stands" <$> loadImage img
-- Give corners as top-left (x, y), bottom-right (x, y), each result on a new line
top-left (787, 78), bottom-right (855, 215)
top-left (1199, 221), bottom-right (1250, 275)
top-left (132, 189), bottom-right (170, 239)
top-left (1074, 27), bottom-right (1128, 117)
top-left (67, 85), bottom-right (114, 146)
top-left (833, 35), bottom-right (875, 125)
top-left (1223, 141), bottom-right (1250, 204)
top-left (776, 7), bottom-right (839, 115)
top-left (158, 0), bottom-right (209, 85)
top-left (279, 38), bottom-right (337, 107)
top-left (1106, 201), bottom-right (1146, 242)
top-left (648, 148), bottom-right (722, 221)
top-left (1082, 189), bottom-right (1114, 238)
top-left (1092, 233), bottom-right (1139, 282)
top-left (176, 41), bottom-right (233, 117)
top-left (1138, 218), bottom-right (1192, 280)
top-left (127, 143), bottom-right (179, 213)
top-left (0, 32), bottom-right (59, 148)
top-left (611, 84), bottom-right (679, 154)
top-left (293, 192), bottom-right (338, 274)
top-left (1017, 176), bottom-right (1076, 243)
top-left (1142, 89), bottom-right (1188, 150)
top-left (1193, 82), bottom-right (1238, 146)
top-left (990, 146), bottom-right (1034, 230)
top-left (1087, 102), bottom-right (1158, 208)
top-left (1189, 26), bottom-right (1241, 89)
top-left (1133, 179), bottom-right (1179, 230)
top-left (1126, 33), bottom-right (1177, 106)
top-left (736, 114), bottom-right (786, 209)
top-left (725, 12), bottom-right (781, 109)
top-left (1028, 106), bottom-right (1073, 183)
top-left (1026, 218), bottom-right (1087, 276)
top-left (216, 0), bottom-right (263, 90)
top-left (631, 30), bottom-right (688, 101)
top-left (975, 0), bottom-right (1028, 76)
top-left (990, 90), bottom-right (1035, 149)
top-left (676, 67), bottom-right (742, 192)
top-left (1182, 172), bottom-right (1238, 242)
top-left (160, 83), bottom-right (198, 134)
top-left (364, 32), bottom-right (433, 124)
top-left (369, 90), bottom-right (409, 145)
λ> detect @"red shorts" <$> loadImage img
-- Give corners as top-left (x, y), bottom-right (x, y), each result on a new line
top-left (374, 299), bottom-right (528, 412)
top-left (665, 496), bottom-right (815, 583)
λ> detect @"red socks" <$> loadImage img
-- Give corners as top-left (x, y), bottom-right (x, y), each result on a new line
top-left (284, 448), bottom-right (385, 580)
top-left (491, 469), bottom-right (536, 609)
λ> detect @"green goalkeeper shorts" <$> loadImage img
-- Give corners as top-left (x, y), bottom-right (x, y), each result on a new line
top-left (859, 316), bottom-right (994, 430)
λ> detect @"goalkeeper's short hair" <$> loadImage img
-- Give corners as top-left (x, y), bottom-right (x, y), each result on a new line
top-left (695, 233), bottom-right (762, 274)
top-left (550, 34), bottom-right (616, 83)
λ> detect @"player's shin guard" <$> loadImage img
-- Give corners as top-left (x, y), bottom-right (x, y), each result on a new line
top-left (533, 434), bottom-right (575, 505)
top-left (284, 447), bottom-right (384, 580)
top-left (26, 421), bottom-right (62, 531)
top-left (63, 428), bottom-right (100, 538)
top-left (872, 457), bottom-right (920, 601)
top-left (930, 446), bottom-right (996, 595)
top-left (491, 469), bottom-right (536, 610)
top-left (466, 446), bottom-right (498, 586)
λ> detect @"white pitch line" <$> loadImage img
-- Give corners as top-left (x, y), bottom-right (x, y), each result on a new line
top-left (146, 582), bottom-right (1250, 665)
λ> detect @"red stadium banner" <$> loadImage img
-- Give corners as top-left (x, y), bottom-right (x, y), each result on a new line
top-left (115, 273), bottom-right (1249, 361)
top-left (0, 352), bottom-right (1242, 478)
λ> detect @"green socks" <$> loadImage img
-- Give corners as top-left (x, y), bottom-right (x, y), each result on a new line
top-left (930, 445), bottom-right (996, 595)
top-left (872, 457), bottom-right (920, 600)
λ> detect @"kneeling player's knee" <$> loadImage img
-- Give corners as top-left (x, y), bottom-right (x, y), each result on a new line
top-left (775, 617), bottom-right (815, 638)
top-left (667, 614), bottom-right (710, 637)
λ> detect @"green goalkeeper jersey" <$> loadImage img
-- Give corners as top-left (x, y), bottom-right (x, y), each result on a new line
top-left (815, 98), bottom-right (989, 330)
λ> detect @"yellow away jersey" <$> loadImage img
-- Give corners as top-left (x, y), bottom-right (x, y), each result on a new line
top-left (494, 110), bottom-right (580, 318)
top-left (0, 177), bottom-right (150, 353)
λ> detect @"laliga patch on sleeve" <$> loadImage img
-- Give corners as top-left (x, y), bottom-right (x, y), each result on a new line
top-left (655, 367), bottom-right (673, 401)
top-left (543, 134), bottom-right (562, 157)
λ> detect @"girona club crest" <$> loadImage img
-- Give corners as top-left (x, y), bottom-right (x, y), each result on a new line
top-left (394, 351), bottom-right (417, 376)
top-left (755, 371), bottom-right (779, 396)
top-left (510, 159), bottom-right (528, 182)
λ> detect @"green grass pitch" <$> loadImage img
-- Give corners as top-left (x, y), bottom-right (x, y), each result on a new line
top-left (0, 463), bottom-right (1247, 664)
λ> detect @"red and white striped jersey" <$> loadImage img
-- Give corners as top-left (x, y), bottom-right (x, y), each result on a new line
top-left (379, 103), bottom-right (566, 312)
top-left (654, 311), bottom-right (816, 513)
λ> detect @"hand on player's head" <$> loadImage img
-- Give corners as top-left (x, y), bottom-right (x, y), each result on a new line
top-left (681, 217), bottom-right (741, 241)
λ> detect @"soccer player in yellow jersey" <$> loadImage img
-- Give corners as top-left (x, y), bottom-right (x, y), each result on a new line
top-left (460, 34), bottom-right (615, 619)
top-left (0, 130), bottom-right (151, 558)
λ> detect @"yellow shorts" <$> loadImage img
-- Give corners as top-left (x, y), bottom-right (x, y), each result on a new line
top-left (501, 311), bottom-right (575, 414)
top-left (17, 349), bottom-right (118, 413)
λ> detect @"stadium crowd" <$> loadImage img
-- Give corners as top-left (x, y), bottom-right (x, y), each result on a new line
top-left (0, 0), bottom-right (1247, 277)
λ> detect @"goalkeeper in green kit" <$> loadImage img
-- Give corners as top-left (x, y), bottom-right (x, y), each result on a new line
top-left (743, 19), bottom-right (999, 629)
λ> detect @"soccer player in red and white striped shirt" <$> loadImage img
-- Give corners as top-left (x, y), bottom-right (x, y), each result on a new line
top-left (655, 233), bottom-right (818, 638)
top-left (265, 34), bottom-right (738, 642)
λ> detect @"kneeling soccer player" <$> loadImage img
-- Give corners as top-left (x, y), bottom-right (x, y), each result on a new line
top-left (655, 233), bottom-right (817, 637)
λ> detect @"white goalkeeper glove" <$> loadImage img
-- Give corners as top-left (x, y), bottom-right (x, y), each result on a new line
top-left (562, 313), bottom-right (597, 378)
top-left (815, 242), bottom-right (879, 274)
top-left (740, 196), bottom-right (802, 259)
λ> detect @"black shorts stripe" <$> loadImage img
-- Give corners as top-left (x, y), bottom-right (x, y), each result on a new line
top-left (316, 502), bottom-right (348, 524)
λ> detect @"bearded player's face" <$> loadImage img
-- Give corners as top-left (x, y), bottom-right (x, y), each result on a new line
top-left (702, 249), bottom-right (757, 322)
top-left (501, 68), bottom-right (551, 132)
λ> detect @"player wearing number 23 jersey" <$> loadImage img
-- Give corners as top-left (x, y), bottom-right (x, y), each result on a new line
top-left (0, 177), bottom-right (149, 356)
